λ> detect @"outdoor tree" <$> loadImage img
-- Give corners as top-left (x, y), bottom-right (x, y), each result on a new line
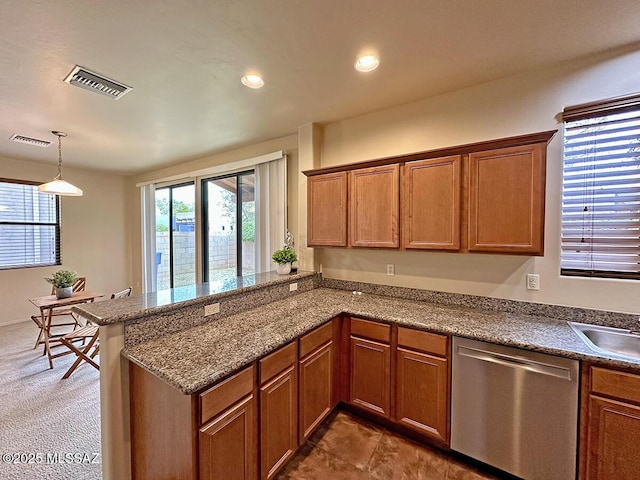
top-left (156, 197), bottom-right (194, 215)
top-left (219, 190), bottom-right (255, 242)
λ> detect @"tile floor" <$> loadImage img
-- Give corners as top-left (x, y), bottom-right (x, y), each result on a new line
top-left (276, 411), bottom-right (504, 480)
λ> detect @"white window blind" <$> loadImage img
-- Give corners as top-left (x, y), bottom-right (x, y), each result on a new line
top-left (0, 179), bottom-right (60, 269)
top-left (561, 94), bottom-right (640, 279)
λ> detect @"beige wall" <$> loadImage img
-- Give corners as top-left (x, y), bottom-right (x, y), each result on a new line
top-left (0, 157), bottom-right (130, 326)
top-left (128, 134), bottom-right (299, 292)
top-left (314, 45), bottom-right (640, 315)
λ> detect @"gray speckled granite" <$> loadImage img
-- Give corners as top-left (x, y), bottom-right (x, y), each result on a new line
top-left (123, 288), bottom-right (640, 395)
top-left (72, 271), bottom-right (317, 326)
top-left (321, 278), bottom-right (639, 328)
top-left (124, 274), bottom-right (316, 347)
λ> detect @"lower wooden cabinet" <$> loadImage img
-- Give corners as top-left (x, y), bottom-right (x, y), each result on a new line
top-left (259, 345), bottom-right (298, 480)
top-left (299, 340), bottom-right (334, 442)
top-left (199, 394), bottom-right (257, 480)
top-left (396, 348), bottom-right (448, 443)
top-left (350, 336), bottom-right (391, 417)
top-left (130, 316), bottom-right (454, 480)
top-left (395, 327), bottom-right (449, 444)
top-left (582, 366), bottom-right (640, 480)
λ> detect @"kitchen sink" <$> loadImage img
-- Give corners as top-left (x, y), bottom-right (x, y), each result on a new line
top-left (569, 321), bottom-right (640, 360)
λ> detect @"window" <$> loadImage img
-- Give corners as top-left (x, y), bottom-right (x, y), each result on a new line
top-left (0, 179), bottom-right (60, 269)
top-left (155, 182), bottom-right (195, 289)
top-left (561, 93), bottom-right (640, 279)
top-left (202, 171), bottom-right (255, 281)
top-left (139, 151), bottom-right (286, 292)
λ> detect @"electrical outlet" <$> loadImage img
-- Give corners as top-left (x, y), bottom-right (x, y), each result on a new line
top-left (526, 274), bottom-right (540, 291)
top-left (204, 303), bottom-right (220, 316)
top-left (289, 282), bottom-right (298, 292)
top-left (387, 264), bottom-right (395, 276)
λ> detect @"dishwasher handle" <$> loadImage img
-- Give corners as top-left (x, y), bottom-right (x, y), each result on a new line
top-left (456, 345), bottom-right (574, 380)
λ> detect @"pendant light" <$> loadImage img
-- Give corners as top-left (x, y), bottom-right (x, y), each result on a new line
top-left (38, 131), bottom-right (83, 196)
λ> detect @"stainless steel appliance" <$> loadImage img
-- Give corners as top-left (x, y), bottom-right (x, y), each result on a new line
top-left (451, 337), bottom-right (579, 479)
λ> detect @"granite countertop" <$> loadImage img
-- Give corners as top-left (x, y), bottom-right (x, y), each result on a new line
top-left (72, 270), bottom-right (316, 325)
top-left (124, 287), bottom-right (640, 395)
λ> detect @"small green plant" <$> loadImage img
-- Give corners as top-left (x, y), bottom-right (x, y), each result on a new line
top-left (272, 248), bottom-right (297, 265)
top-left (44, 270), bottom-right (78, 288)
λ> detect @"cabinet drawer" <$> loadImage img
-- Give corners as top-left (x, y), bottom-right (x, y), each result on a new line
top-left (200, 365), bottom-right (254, 425)
top-left (398, 327), bottom-right (448, 357)
top-left (300, 322), bottom-right (333, 359)
top-left (591, 366), bottom-right (640, 405)
top-left (260, 341), bottom-right (297, 385)
top-left (351, 317), bottom-right (391, 343)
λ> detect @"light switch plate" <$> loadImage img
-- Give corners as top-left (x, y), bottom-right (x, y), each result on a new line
top-left (289, 283), bottom-right (298, 292)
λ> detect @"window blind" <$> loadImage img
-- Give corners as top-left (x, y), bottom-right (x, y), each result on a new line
top-left (0, 179), bottom-right (60, 270)
top-left (561, 95), bottom-right (640, 279)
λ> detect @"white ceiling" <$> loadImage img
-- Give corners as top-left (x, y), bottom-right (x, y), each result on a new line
top-left (2, 0), bottom-right (640, 175)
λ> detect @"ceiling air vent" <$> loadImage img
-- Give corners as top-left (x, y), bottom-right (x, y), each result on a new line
top-left (10, 134), bottom-right (51, 147)
top-left (64, 65), bottom-right (132, 100)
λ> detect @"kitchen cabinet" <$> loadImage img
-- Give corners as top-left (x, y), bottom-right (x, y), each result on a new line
top-left (129, 363), bottom-right (257, 480)
top-left (298, 321), bottom-right (337, 443)
top-left (402, 156), bottom-right (461, 250)
top-left (307, 172), bottom-right (348, 247)
top-left (582, 365), bottom-right (640, 480)
top-left (200, 395), bottom-right (257, 480)
top-left (130, 315), bottom-right (457, 480)
top-left (395, 328), bottom-right (449, 444)
top-left (259, 342), bottom-right (298, 480)
top-left (303, 130), bottom-right (555, 256)
top-left (349, 164), bottom-right (400, 248)
top-left (468, 143), bottom-right (546, 254)
top-left (349, 318), bottom-right (391, 417)
top-left (199, 366), bottom-right (257, 480)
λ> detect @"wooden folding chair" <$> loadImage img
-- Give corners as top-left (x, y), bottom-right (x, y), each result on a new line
top-left (31, 276), bottom-right (87, 350)
top-left (60, 286), bottom-right (132, 379)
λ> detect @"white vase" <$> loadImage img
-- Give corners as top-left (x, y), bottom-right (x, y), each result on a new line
top-left (55, 286), bottom-right (73, 299)
top-left (276, 263), bottom-right (291, 275)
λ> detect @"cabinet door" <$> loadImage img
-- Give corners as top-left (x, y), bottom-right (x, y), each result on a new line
top-left (402, 156), bottom-right (461, 250)
top-left (349, 165), bottom-right (399, 248)
top-left (307, 172), bottom-right (348, 247)
top-left (586, 395), bottom-right (640, 480)
top-left (468, 143), bottom-right (545, 254)
top-left (260, 365), bottom-right (298, 480)
top-left (396, 348), bottom-right (449, 444)
top-left (299, 341), bottom-right (333, 443)
top-left (199, 395), bottom-right (257, 480)
top-left (349, 336), bottom-right (391, 417)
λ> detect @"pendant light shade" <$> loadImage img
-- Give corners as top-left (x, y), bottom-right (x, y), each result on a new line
top-left (38, 131), bottom-right (83, 196)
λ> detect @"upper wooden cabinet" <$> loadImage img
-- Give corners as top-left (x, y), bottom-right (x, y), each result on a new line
top-left (402, 156), bottom-right (461, 250)
top-left (468, 143), bottom-right (546, 255)
top-left (349, 164), bottom-right (400, 248)
top-left (307, 172), bottom-right (348, 247)
top-left (304, 130), bottom-right (555, 256)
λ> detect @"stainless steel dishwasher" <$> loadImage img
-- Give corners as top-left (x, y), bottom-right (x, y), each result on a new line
top-left (451, 337), bottom-right (579, 480)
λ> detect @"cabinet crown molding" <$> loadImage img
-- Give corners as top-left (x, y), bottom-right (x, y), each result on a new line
top-left (303, 130), bottom-right (557, 177)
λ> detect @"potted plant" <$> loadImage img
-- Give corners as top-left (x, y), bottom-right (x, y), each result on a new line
top-left (44, 270), bottom-right (78, 299)
top-left (272, 248), bottom-right (298, 275)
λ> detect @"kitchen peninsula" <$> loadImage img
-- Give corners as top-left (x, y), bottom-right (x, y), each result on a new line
top-left (74, 271), bottom-right (640, 480)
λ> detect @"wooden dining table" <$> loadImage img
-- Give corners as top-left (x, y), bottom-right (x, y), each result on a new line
top-left (28, 290), bottom-right (104, 369)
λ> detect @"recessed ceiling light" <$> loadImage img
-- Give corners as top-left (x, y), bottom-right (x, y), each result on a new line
top-left (241, 74), bottom-right (264, 89)
top-left (354, 55), bottom-right (379, 73)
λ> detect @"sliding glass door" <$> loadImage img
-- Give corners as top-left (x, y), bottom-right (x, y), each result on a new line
top-left (202, 171), bottom-right (255, 281)
top-left (155, 182), bottom-right (195, 289)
